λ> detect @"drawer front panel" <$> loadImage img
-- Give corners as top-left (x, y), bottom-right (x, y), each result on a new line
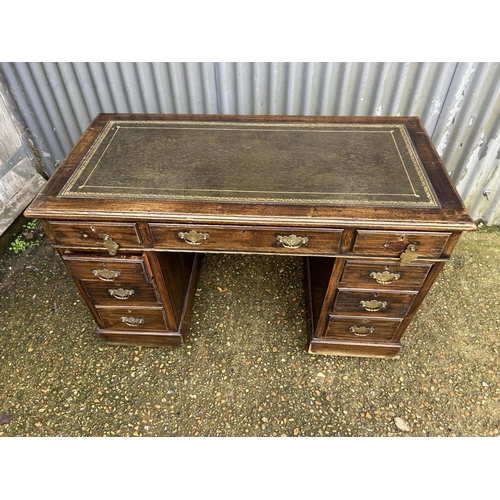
top-left (62, 254), bottom-right (150, 283)
top-left (352, 230), bottom-right (451, 258)
top-left (81, 280), bottom-right (160, 306)
top-left (333, 290), bottom-right (416, 317)
top-left (96, 306), bottom-right (169, 332)
top-left (340, 260), bottom-right (432, 291)
top-left (149, 224), bottom-right (343, 255)
top-left (48, 221), bottom-right (142, 250)
top-left (325, 315), bottom-right (401, 342)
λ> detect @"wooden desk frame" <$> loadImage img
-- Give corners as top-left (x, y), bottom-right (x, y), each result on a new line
top-left (26, 114), bottom-right (475, 358)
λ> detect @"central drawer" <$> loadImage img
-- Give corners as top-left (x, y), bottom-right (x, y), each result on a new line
top-left (149, 224), bottom-right (343, 255)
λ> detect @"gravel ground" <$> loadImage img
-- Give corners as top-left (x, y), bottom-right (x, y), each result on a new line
top-left (0, 225), bottom-right (499, 438)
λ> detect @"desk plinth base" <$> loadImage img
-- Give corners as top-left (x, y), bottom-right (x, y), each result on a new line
top-left (97, 329), bottom-right (183, 347)
top-left (308, 338), bottom-right (401, 358)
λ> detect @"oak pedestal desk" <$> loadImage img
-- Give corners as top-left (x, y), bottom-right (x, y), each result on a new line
top-left (25, 114), bottom-right (475, 358)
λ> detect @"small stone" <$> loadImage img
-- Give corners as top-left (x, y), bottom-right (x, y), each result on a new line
top-left (394, 417), bottom-right (411, 432)
top-left (317, 372), bottom-right (325, 378)
top-left (0, 413), bottom-right (11, 425)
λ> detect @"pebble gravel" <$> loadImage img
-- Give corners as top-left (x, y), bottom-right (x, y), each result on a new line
top-left (0, 227), bottom-right (499, 438)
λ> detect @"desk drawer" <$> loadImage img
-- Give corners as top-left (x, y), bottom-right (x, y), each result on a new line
top-left (149, 224), bottom-right (343, 255)
top-left (340, 260), bottom-right (431, 291)
top-left (62, 254), bottom-right (150, 283)
top-left (332, 290), bottom-right (416, 317)
top-left (81, 280), bottom-right (160, 306)
top-left (351, 230), bottom-right (451, 259)
top-left (96, 306), bottom-right (169, 332)
top-left (47, 221), bottom-right (142, 252)
top-left (325, 315), bottom-right (401, 342)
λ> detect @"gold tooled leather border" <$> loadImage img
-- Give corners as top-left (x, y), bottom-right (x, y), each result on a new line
top-left (60, 121), bottom-right (440, 208)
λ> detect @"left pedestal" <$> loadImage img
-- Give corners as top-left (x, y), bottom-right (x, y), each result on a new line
top-left (58, 246), bottom-right (202, 347)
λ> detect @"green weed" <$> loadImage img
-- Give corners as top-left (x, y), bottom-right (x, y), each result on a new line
top-left (9, 219), bottom-right (44, 254)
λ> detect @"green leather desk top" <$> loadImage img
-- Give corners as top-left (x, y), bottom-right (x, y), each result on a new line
top-left (60, 120), bottom-right (440, 208)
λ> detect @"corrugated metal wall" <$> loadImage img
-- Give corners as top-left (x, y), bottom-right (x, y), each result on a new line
top-left (432, 62), bottom-right (500, 225)
top-left (1, 62), bottom-right (499, 224)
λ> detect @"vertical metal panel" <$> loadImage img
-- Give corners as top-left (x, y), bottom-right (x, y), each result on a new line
top-left (165, 62), bottom-right (193, 113)
top-left (0, 62), bottom-right (499, 223)
top-left (26, 62), bottom-right (76, 155)
top-left (0, 87), bottom-right (22, 161)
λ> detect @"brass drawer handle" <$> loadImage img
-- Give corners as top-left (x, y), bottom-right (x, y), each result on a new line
top-left (178, 230), bottom-right (210, 245)
top-left (276, 234), bottom-right (310, 249)
top-left (92, 268), bottom-right (121, 281)
top-left (102, 234), bottom-right (119, 256)
top-left (360, 299), bottom-right (387, 312)
top-left (400, 244), bottom-right (418, 265)
top-left (121, 316), bottom-right (145, 327)
top-left (349, 325), bottom-right (374, 336)
top-left (108, 288), bottom-right (135, 300)
top-left (81, 226), bottom-right (119, 255)
top-left (369, 270), bottom-right (401, 284)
